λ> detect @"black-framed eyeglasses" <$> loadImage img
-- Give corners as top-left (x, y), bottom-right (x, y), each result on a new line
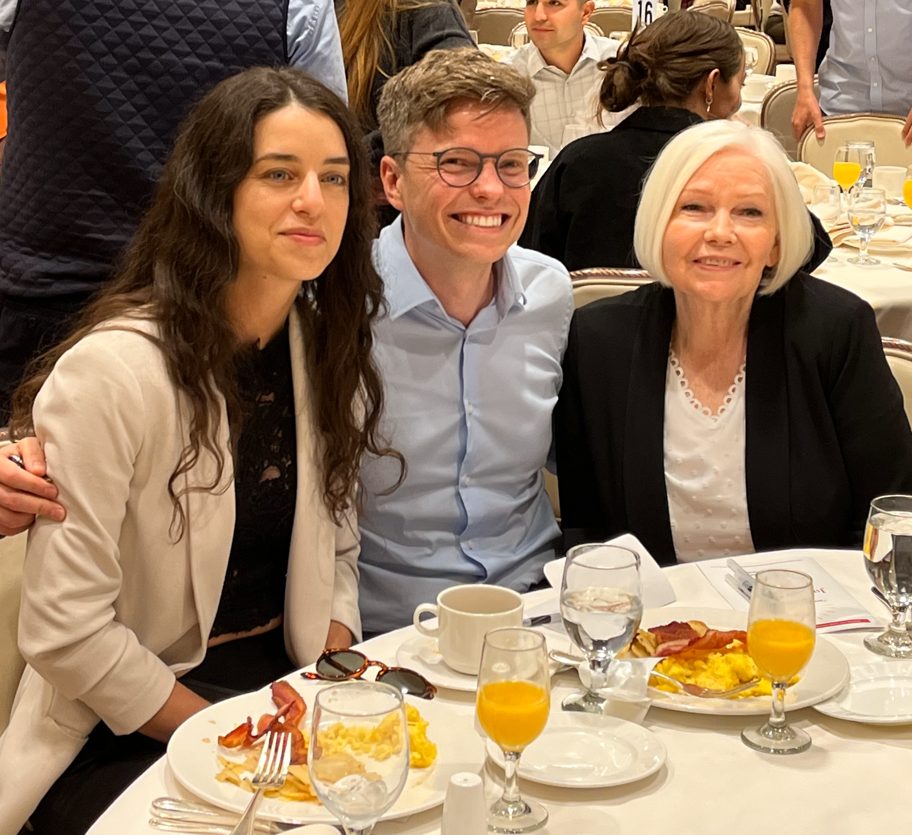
top-left (301, 648), bottom-right (437, 699)
top-left (389, 147), bottom-right (543, 188)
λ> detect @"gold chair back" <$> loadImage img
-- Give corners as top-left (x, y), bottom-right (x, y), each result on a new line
top-left (474, 8), bottom-right (524, 45)
top-left (883, 337), bottom-right (912, 427)
top-left (760, 78), bottom-right (818, 160)
top-left (736, 27), bottom-right (775, 75)
top-left (797, 113), bottom-right (910, 174)
top-left (570, 268), bottom-right (652, 309)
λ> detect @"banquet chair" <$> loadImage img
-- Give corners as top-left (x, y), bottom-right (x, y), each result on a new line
top-left (760, 78), bottom-right (818, 160)
top-left (883, 337), bottom-right (912, 427)
top-left (0, 532), bottom-right (26, 734)
top-left (570, 267), bottom-right (652, 309)
top-left (736, 27), bottom-right (775, 75)
top-left (797, 113), bottom-right (910, 174)
top-left (689, 0), bottom-right (735, 24)
top-left (474, 8), bottom-right (524, 45)
top-left (590, 8), bottom-right (636, 33)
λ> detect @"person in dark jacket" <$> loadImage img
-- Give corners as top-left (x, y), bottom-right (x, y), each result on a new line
top-left (555, 119), bottom-right (912, 565)
top-left (520, 12), bottom-right (744, 270)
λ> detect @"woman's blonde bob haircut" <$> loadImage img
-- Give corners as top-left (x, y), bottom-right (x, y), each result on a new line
top-left (633, 120), bottom-right (815, 296)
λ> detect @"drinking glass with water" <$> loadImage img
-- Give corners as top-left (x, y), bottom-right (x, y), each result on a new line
top-left (864, 495), bottom-right (912, 659)
top-left (847, 188), bottom-right (886, 266)
top-left (559, 544), bottom-right (643, 713)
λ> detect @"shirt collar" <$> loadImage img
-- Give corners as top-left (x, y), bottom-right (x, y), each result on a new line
top-left (374, 218), bottom-right (528, 322)
top-left (526, 31), bottom-right (600, 77)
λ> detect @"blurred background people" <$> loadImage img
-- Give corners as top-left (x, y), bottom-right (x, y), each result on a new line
top-left (505, 0), bottom-right (627, 156)
top-left (337, 0), bottom-right (475, 221)
top-left (555, 120), bottom-right (912, 565)
top-left (521, 13), bottom-right (744, 270)
top-left (789, 0), bottom-right (912, 143)
top-left (0, 67), bottom-right (397, 834)
top-left (0, 0), bottom-right (347, 424)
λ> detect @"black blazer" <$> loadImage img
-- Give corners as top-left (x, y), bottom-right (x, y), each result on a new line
top-left (520, 107), bottom-right (703, 270)
top-left (554, 276), bottom-right (912, 565)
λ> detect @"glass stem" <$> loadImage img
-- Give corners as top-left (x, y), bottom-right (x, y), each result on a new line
top-left (344, 827), bottom-right (373, 835)
top-left (587, 657), bottom-right (610, 697)
top-left (501, 750), bottom-right (522, 805)
top-left (768, 680), bottom-right (788, 729)
top-left (889, 604), bottom-right (909, 636)
top-left (859, 235), bottom-right (869, 261)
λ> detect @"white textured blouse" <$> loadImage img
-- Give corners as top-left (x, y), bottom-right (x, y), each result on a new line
top-left (664, 350), bottom-right (755, 563)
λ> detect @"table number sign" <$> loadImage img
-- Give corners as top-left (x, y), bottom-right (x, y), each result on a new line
top-left (633, 0), bottom-right (655, 25)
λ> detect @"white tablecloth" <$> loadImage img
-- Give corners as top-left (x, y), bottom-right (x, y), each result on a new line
top-left (87, 549), bottom-right (909, 835)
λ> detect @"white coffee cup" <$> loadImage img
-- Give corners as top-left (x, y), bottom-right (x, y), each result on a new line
top-left (413, 584), bottom-right (523, 674)
top-left (775, 63), bottom-right (797, 82)
top-left (872, 165), bottom-right (907, 201)
top-left (743, 74), bottom-right (772, 101)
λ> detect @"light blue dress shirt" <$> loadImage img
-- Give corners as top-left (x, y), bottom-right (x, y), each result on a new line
top-left (0, 0), bottom-right (346, 99)
top-left (819, 0), bottom-right (912, 117)
top-left (358, 219), bottom-right (573, 635)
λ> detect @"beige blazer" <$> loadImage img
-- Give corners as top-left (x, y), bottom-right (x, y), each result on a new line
top-left (0, 310), bottom-right (360, 833)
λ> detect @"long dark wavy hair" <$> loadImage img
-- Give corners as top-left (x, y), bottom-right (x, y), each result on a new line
top-left (11, 67), bottom-right (402, 532)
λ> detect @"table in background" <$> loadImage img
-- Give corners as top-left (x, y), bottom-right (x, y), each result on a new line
top-left (87, 549), bottom-right (909, 835)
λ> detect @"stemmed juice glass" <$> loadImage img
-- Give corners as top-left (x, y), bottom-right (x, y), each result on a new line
top-left (832, 144), bottom-right (863, 194)
top-left (476, 627), bottom-right (550, 833)
top-left (308, 681), bottom-right (410, 835)
top-left (863, 494), bottom-right (912, 658)
top-left (559, 544), bottom-right (642, 713)
top-left (904, 166), bottom-right (912, 211)
top-left (741, 570), bottom-right (816, 755)
top-left (847, 187), bottom-right (886, 265)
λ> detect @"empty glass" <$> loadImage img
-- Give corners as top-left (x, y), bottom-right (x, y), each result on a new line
top-left (847, 188), bottom-right (886, 265)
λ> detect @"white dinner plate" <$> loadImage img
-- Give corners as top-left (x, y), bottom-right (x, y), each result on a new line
top-left (396, 633), bottom-right (568, 694)
top-left (641, 607), bottom-right (850, 716)
top-left (167, 680), bottom-right (484, 824)
top-left (486, 713), bottom-right (666, 788)
top-left (813, 660), bottom-right (912, 725)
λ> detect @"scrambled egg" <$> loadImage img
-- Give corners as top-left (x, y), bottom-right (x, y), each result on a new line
top-left (652, 641), bottom-right (773, 698)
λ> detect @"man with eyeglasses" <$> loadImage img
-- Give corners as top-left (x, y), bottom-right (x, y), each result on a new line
top-left (358, 47), bottom-right (572, 634)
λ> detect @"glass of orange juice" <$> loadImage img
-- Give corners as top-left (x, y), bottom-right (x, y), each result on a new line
top-left (476, 627), bottom-right (550, 833)
top-left (741, 570), bottom-right (816, 755)
top-left (904, 166), bottom-right (912, 211)
top-left (833, 144), bottom-right (863, 193)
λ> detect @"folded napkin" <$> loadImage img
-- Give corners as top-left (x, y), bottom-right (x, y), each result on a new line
top-left (829, 217), bottom-right (912, 249)
top-left (790, 161), bottom-right (836, 205)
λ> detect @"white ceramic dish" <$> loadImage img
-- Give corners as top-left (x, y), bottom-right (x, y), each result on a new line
top-left (486, 712), bottom-right (666, 788)
top-left (167, 681), bottom-right (484, 825)
top-left (813, 660), bottom-right (912, 725)
top-left (641, 607), bottom-right (850, 716)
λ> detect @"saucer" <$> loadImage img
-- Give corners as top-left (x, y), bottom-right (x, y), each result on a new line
top-left (396, 634), bottom-right (478, 692)
top-left (813, 660), bottom-right (912, 725)
top-left (486, 713), bottom-right (666, 788)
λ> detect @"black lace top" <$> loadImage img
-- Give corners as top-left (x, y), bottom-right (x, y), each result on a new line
top-left (209, 324), bottom-right (297, 637)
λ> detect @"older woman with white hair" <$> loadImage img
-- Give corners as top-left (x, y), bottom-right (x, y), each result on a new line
top-left (554, 119), bottom-right (912, 565)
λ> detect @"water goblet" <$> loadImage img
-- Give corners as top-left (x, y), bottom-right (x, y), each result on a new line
top-left (741, 570), bottom-right (816, 755)
top-left (559, 543), bottom-right (642, 713)
top-left (308, 681), bottom-right (410, 835)
top-left (848, 140), bottom-right (876, 188)
top-left (847, 187), bottom-right (886, 265)
top-left (743, 46), bottom-right (759, 77)
top-left (863, 494), bottom-right (912, 659)
top-left (808, 183), bottom-right (842, 262)
top-left (476, 627), bottom-right (550, 833)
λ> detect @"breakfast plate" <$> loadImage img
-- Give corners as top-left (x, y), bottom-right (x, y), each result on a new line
top-left (486, 712), bottom-right (666, 788)
top-left (813, 660), bottom-right (912, 725)
top-left (167, 680), bottom-right (484, 824)
top-left (641, 607), bottom-right (850, 716)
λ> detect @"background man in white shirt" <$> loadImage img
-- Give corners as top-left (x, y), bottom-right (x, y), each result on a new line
top-left (506, 0), bottom-right (625, 155)
top-left (789, 0), bottom-right (912, 145)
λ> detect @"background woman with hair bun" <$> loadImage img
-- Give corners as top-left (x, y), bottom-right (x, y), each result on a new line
top-left (520, 12), bottom-right (745, 270)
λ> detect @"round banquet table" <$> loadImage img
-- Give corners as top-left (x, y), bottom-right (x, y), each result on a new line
top-left (86, 549), bottom-right (908, 835)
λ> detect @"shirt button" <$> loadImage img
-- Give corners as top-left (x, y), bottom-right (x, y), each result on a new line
top-left (467, 404), bottom-right (474, 415)
top-left (868, 27), bottom-right (873, 32)
top-left (462, 476), bottom-right (470, 486)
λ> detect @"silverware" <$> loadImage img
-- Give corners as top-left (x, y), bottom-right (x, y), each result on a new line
top-left (150, 798), bottom-right (282, 834)
top-left (870, 585), bottom-right (893, 611)
top-left (892, 261), bottom-right (912, 272)
top-left (549, 649), bottom-right (760, 698)
top-left (230, 731), bottom-right (292, 835)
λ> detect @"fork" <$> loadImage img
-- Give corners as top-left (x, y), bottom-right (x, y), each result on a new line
top-left (228, 730), bottom-right (292, 835)
top-left (647, 669), bottom-right (761, 698)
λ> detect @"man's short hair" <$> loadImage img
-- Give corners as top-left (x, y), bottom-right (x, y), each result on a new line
top-left (634, 120), bottom-right (814, 295)
top-left (377, 47), bottom-right (535, 154)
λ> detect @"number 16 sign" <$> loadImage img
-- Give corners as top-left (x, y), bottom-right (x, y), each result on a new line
top-left (634, 0), bottom-right (655, 25)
